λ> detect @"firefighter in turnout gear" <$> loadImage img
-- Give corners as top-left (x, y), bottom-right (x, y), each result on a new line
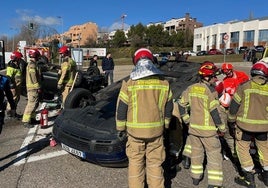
top-left (228, 61), bottom-right (268, 188)
top-left (116, 48), bottom-right (173, 188)
top-left (57, 46), bottom-right (77, 105)
top-left (6, 51), bottom-right (23, 118)
top-left (178, 61), bottom-right (226, 188)
top-left (22, 49), bottom-right (41, 128)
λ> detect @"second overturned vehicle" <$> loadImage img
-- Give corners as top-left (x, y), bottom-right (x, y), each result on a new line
top-left (52, 60), bottom-right (201, 167)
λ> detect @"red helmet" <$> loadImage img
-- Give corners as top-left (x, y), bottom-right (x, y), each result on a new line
top-left (198, 61), bottom-right (218, 77)
top-left (133, 48), bottom-right (154, 65)
top-left (59, 46), bottom-right (70, 56)
top-left (10, 51), bottom-right (23, 60)
top-left (221, 63), bottom-right (233, 75)
top-left (28, 49), bottom-right (41, 58)
top-left (250, 61), bottom-right (268, 77)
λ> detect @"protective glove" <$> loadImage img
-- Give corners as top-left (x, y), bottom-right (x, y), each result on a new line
top-left (117, 131), bottom-right (127, 141)
top-left (57, 84), bottom-right (63, 90)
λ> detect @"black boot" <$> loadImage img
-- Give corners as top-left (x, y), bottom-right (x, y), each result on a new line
top-left (182, 156), bottom-right (191, 169)
top-left (258, 170), bottom-right (268, 187)
top-left (235, 170), bottom-right (255, 188)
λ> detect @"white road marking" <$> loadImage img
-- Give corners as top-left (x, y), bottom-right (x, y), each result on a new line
top-left (14, 107), bottom-right (65, 166)
top-left (14, 125), bottom-right (39, 166)
top-left (26, 150), bottom-right (68, 163)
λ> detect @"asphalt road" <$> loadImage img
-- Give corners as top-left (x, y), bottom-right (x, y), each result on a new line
top-left (0, 61), bottom-right (266, 188)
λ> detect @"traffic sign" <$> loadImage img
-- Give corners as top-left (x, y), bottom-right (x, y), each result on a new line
top-left (223, 34), bottom-right (229, 40)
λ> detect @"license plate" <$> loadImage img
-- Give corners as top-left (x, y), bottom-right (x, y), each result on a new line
top-left (61, 143), bottom-right (86, 158)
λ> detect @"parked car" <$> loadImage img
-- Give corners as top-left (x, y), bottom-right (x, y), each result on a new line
top-left (196, 50), bottom-right (207, 56)
top-left (225, 48), bottom-right (235, 55)
top-left (183, 50), bottom-right (197, 56)
top-left (159, 52), bottom-right (171, 57)
top-left (208, 49), bottom-right (223, 55)
top-left (52, 60), bottom-right (201, 167)
top-left (239, 46), bottom-right (248, 54)
top-left (255, 45), bottom-right (265, 52)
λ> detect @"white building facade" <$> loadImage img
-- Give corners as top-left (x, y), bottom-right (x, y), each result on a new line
top-left (193, 17), bottom-right (268, 53)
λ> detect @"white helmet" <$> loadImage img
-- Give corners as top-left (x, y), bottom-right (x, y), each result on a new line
top-left (219, 92), bottom-right (232, 107)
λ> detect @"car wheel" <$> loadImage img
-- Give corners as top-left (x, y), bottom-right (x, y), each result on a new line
top-left (74, 70), bottom-right (83, 87)
top-left (64, 88), bottom-right (96, 109)
top-left (86, 66), bottom-right (100, 76)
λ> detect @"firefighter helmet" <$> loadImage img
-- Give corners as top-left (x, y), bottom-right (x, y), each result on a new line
top-left (59, 46), bottom-right (70, 56)
top-left (133, 48), bottom-right (154, 65)
top-left (10, 51), bottom-right (23, 60)
top-left (250, 61), bottom-right (268, 77)
top-left (28, 49), bottom-right (41, 58)
top-left (198, 61), bottom-right (218, 77)
top-left (221, 63), bottom-right (233, 75)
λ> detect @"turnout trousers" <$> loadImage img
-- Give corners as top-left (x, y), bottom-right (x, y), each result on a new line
top-left (126, 135), bottom-right (165, 188)
top-left (22, 90), bottom-right (39, 123)
top-left (235, 127), bottom-right (268, 170)
top-left (189, 134), bottom-right (224, 186)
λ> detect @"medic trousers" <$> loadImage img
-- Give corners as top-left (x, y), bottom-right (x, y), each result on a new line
top-left (189, 134), bottom-right (223, 186)
top-left (126, 135), bottom-right (165, 188)
top-left (22, 90), bottom-right (39, 123)
top-left (235, 127), bottom-right (268, 171)
top-left (219, 106), bottom-right (236, 156)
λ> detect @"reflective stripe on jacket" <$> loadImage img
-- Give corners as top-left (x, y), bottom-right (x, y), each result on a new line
top-left (26, 62), bottom-right (40, 90)
top-left (116, 76), bottom-right (173, 139)
top-left (6, 61), bottom-right (22, 87)
top-left (228, 76), bottom-right (268, 132)
top-left (58, 58), bottom-right (77, 86)
top-left (179, 81), bottom-right (225, 137)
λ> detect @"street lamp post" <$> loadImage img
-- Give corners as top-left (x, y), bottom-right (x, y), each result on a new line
top-left (57, 16), bottom-right (64, 65)
top-left (57, 16), bottom-right (64, 46)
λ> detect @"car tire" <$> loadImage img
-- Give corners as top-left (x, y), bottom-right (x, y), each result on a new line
top-left (86, 66), bottom-right (100, 76)
top-left (74, 70), bottom-right (83, 87)
top-left (64, 88), bottom-right (96, 109)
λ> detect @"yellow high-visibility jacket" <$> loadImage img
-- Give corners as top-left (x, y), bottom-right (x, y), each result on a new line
top-left (178, 80), bottom-right (226, 137)
top-left (58, 58), bottom-right (77, 87)
top-left (26, 61), bottom-right (40, 91)
top-left (228, 76), bottom-right (268, 132)
top-left (6, 61), bottom-right (22, 88)
top-left (116, 76), bottom-right (173, 139)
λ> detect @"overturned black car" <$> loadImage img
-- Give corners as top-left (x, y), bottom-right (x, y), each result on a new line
top-left (52, 61), bottom-right (201, 167)
top-left (40, 65), bottom-right (108, 108)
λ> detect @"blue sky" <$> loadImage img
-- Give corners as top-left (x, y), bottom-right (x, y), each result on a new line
top-left (1, 0), bottom-right (267, 37)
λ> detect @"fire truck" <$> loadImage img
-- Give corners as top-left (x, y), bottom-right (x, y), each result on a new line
top-left (23, 46), bottom-right (51, 63)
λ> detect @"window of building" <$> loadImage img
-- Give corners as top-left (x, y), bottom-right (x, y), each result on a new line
top-left (259, 29), bottom-right (268, 42)
top-left (243, 30), bottom-right (254, 42)
top-left (212, 34), bottom-right (217, 46)
top-left (230, 31), bottom-right (239, 43)
top-left (220, 33), bottom-right (225, 44)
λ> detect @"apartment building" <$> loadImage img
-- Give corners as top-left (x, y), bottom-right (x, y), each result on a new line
top-left (163, 13), bottom-right (203, 34)
top-left (193, 17), bottom-right (268, 52)
top-left (62, 22), bottom-right (98, 47)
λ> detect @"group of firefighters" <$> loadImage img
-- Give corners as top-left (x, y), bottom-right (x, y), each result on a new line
top-left (116, 47), bottom-right (268, 188)
top-left (2, 46), bottom-right (76, 128)
top-left (1, 46), bottom-right (268, 187)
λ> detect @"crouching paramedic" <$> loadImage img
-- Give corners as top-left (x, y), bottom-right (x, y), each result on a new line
top-left (116, 48), bottom-right (173, 188)
top-left (178, 61), bottom-right (226, 188)
top-left (228, 61), bottom-right (268, 188)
